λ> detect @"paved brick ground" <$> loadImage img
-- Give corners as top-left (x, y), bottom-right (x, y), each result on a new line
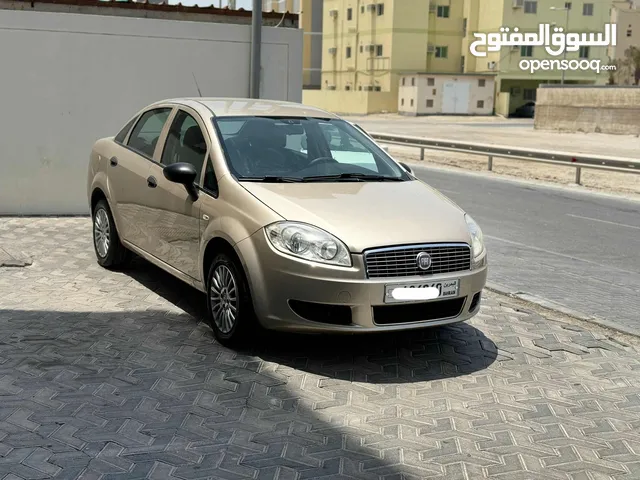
top-left (1, 217), bottom-right (640, 480)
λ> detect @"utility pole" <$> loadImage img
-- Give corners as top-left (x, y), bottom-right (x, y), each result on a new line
top-left (250, 0), bottom-right (262, 98)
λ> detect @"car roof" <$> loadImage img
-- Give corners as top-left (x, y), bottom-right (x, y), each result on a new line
top-left (153, 97), bottom-right (340, 119)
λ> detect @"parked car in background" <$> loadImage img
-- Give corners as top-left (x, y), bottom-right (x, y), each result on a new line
top-left (87, 98), bottom-right (487, 346)
top-left (512, 101), bottom-right (535, 118)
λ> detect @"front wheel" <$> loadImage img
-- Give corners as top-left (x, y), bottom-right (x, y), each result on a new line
top-left (92, 199), bottom-right (130, 269)
top-left (206, 252), bottom-right (258, 347)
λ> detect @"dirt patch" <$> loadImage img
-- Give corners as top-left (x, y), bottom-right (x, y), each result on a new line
top-left (387, 146), bottom-right (640, 198)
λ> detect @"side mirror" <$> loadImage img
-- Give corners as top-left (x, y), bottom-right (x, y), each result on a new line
top-left (399, 162), bottom-right (413, 175)
top-left (163, 162), bottom-right (199, 200)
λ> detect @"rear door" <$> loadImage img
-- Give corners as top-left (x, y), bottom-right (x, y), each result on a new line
top-left (144, 107), bottom-right (207, 281)
top-left (110, 107), bottom-right (173, 249)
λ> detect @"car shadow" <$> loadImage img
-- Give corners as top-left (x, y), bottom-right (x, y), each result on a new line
top-left (125, 255), bottom-right (498, 385)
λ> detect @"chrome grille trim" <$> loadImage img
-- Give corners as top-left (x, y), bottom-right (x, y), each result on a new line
top-left (363, 242), bottom-right (472, 279)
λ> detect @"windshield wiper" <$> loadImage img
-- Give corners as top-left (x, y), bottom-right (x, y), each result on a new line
top-left (239, 176), bottom-right (303, 183)
top-left (300, 173), bottom-right (404, 182)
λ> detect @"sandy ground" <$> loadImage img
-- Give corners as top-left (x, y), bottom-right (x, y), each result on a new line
top-left (344, 114), bottom-right (640, 198)
top-left (385, 144), bottom-right (640, 199)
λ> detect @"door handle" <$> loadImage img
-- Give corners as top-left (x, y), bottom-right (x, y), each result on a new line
top-left (147, 176), bottom-right (157, 188)
top-left (109, 156), bottom-right (118, 166)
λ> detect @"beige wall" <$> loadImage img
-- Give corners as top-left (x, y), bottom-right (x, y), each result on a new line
top-left (610, 2), bottom-right (640, 85)
top-left (398, 74), bottom-right (494, 115)
top-left (534, 86), bottom-right (640, 135)
top-left (303, 89), bottom-right (397, 114)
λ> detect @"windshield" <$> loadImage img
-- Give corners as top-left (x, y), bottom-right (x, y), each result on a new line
top-left (212, 116), bottom-right (411, 182)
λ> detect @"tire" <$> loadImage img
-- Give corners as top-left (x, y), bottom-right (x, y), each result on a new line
top-left (206, 251), bottom-right (258, 347)
top-left (92, 199), bottom-right (130, 269)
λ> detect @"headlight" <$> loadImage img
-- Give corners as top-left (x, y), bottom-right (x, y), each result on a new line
top-left (465, 214), bottom-right (486, 264)
top-left (265, 221), bottom-right (352, 267)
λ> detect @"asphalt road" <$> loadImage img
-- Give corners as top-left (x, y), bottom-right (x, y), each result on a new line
top-left (411, 164), bottom-right (640, 335)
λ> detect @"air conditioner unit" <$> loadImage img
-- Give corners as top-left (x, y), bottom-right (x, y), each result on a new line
top-left (348, 27), bottom-right (357, 33)
top-left (326, 85), bottom-right (337, 90)
top-left (347, 66), bottom-right (355, 71)
top-left (329, 9), bottom-right (338, 17)
top-left (363, 85), bottom-right (374, 91)
top-left (488, 61), bottom-right (496, 69)
top-left (511, 45), bottom-right (519, 50)
top-left (328, 47), bottom-right (337, 54)
top-left (427, 44), bottom-right (436, 53)
top-left (512, 0), bottom-right (524, 7)
top-left (366, 3), bottom-right (376, 11)
top-left (429, 4), bottom-right (436, 12)
top-left (364, 44), bottom-right (376, 52)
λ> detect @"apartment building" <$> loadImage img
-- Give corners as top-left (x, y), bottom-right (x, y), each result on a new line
top-left (303, 0), bottom-right (616, 116)
top-left (609, 0), bottom-right (640, 84)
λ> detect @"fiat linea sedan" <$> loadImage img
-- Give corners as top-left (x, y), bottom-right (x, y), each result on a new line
top-left (87, 98), bottom-right (487, 346)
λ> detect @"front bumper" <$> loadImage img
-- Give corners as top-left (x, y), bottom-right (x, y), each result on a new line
top-left (235, 229), bottom-right (487, 333)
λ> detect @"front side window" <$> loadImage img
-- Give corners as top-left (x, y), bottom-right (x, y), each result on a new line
top-left (213, 116), bottom-right (410, 182)
top-left (161, 110), bottom-right (208, 183)
top-left (127, 108), bottom-right (172, 158)
top-left (115, 116), bottom-right (138, 144)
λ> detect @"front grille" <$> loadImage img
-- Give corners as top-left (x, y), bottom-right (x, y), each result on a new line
top-left (373, 297), bottom-right (466, 325)
top-left (363, 243), bottom-right (471, 279)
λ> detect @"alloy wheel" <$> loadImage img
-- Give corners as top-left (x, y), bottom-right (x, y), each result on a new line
top-left (94, 208), bottom-right (110, 258)
top-left (210, 264), bottom-right (238, 334)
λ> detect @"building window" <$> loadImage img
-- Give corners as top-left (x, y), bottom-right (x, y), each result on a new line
top-left (411, 77), bottom-right (415, 86)
top-left (345, 85), bottom-right (351, 91)
top-left (564, 2), bottom-right (572, 9)
top-left (477, 100), bottom-right (485, 108)
top-left (377, 3), bottom-right (384, 15)
top-left (347, 8), bottom-right (352, 20)
top-left (437, 5), bottom-right (450, 17)
top-left (432, 88), bottom-right (437, 94)
top-left (376, 45), bottom-right (383, 56)
top-left (583, 3), bottom-right (593, 15)
top-left (627, 27), bottom-right (632, 37)
top-left (579, 46), bottom-right (589, 58)
top-left (410, 99), bottom-right (414, 106)
top-left (427, 78), bottom-right (435, 86)
top-left (435, 46), bottom-right (448, 58)
top-left (462, 18), bottom-right (467, 36)
top-left (346, 46), bottom-right (351, 58)
top-left (461, 56), bottom-right (465, 71)
top-left (360, 45), bottom-right (363, 53)
top-left (521, 45), bottom-right (533, 57)
top-left (402, 78), bottom-right (405, 86)
top-left (426, 99), bottom-right (434, 108)
top-left (523, 88), bottom-right (537, 101)
top-left (401, 98), bottom-right (404, 106)
top-left (374, 86), bottom-right (381, 91)
top-left (524, 0), bottom-right (537, 14)
top-left (361, 5), bottom-right (364, 13)
top-left (479, 78), bottom-right (486, 87)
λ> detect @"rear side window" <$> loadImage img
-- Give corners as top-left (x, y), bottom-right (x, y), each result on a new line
top-left (114, 116), bottom-right (138, 144)
top-left (127, 108), bottom-right (172, 158)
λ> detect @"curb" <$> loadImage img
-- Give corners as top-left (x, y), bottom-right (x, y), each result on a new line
top-left (484, 281), bottom-right (640, 338)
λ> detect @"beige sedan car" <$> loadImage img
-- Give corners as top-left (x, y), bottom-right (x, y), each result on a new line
top-left (87, 98), bottom-right (487, 346)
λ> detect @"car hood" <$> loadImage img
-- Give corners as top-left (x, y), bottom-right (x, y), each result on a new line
top-left (241, 179), bottom-right (472, 253)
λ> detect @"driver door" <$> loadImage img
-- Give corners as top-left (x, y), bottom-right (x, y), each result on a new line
top-left (143, 107), bottom-right (208, 281)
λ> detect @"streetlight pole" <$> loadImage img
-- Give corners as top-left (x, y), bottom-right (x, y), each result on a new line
top-left (551, 6), bottom-right (570, 85)
top-left (250, 0), bottom-right (262, 98)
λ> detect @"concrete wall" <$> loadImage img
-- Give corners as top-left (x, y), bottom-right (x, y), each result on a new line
top-left (302, 89), bottom-right (397, 114)
top-left (0, 9), bottom-right (302, 215)
top-left (534, 86), bottom-right (640, 135)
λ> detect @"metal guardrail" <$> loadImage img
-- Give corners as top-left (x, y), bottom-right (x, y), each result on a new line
top-left (369, 132), bottom-right (640, 185)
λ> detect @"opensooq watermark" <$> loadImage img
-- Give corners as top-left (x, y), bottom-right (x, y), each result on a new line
top-left (469, 23), bottom-right (617, 74)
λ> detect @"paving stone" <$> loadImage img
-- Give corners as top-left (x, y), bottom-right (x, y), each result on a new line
top-left (0, 217), bottom-right (640, 479)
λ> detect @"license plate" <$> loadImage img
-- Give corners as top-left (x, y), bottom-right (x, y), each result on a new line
top-left (384, 279), bottom-right (459, 304)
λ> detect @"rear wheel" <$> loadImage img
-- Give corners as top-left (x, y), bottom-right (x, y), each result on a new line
top-left (92, 199), bottom-right (130, 269)
top-left (206, 251), bottom-right (257, 347)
